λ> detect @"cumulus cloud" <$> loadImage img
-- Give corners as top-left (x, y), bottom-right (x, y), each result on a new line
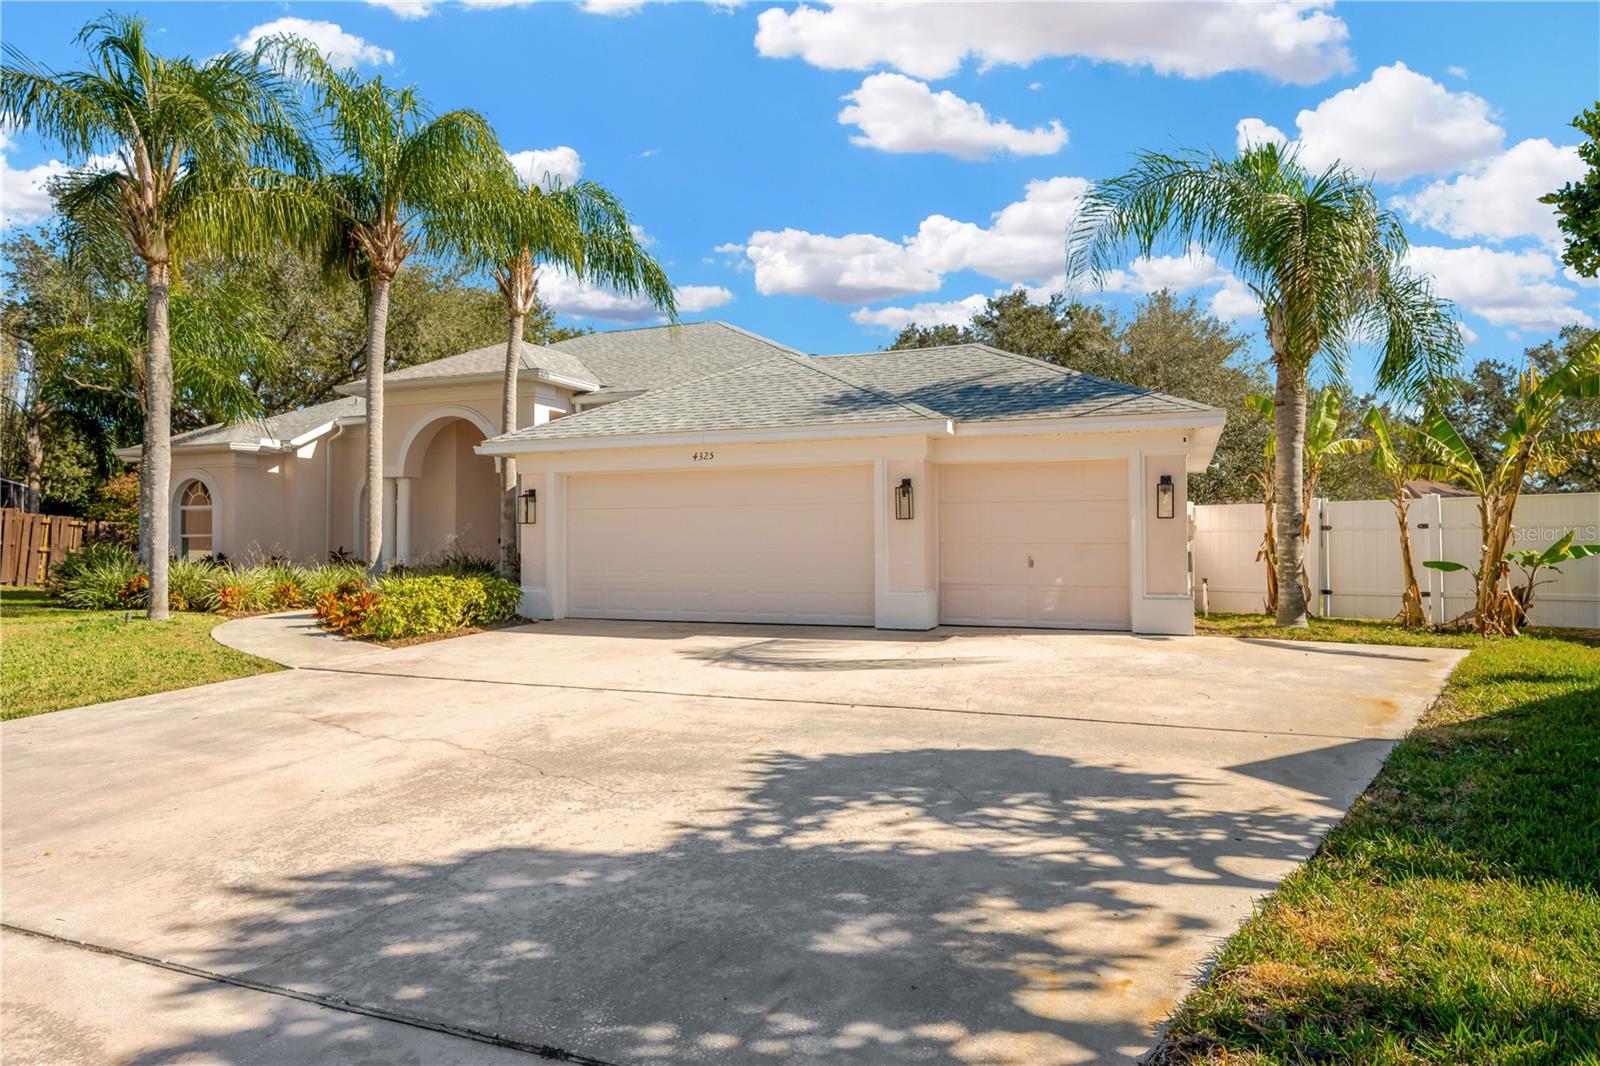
top-left (1292, 62), bottom-right (1502, 180)
top-left (1208, 277), bottom-right (1261, 323)
top-left (364, 0), bottom-right (435, 18)
top-left (745, 229), bottom-right (942, 303)
top-left (506, 146), bottom-right (583, 190)
top-left (1101, 244), bottom-right (1229, 294)
top-left (907, 176), bottom-right (1090, 282)
top-left (755, 1), bottom-right (1352, 84)
top-left (850, 294), bottom-right (989, 331)
top-left (1407, 245), bottom-right (1595, 331)
top-left (1235, 117), bottom-right (1288, 152)
top-left (540, 269), bottom-right (733, 322)
top-left (838, 73), bottom-right (1066, 160)
top-left (235, 18), bottom-right (394, 68)
top-left (0, 130), bottom-right (121, 228)
top-left (1393, 138), bottom-right (1585, 248)
top-left (582, 0), bottom-right (648, 13)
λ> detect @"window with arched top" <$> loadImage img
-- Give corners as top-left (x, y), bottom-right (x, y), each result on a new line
top-left (179, 480), bottom-right (213, 558)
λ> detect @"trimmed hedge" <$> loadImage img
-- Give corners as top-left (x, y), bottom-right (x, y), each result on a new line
top-left (361, 573), bottom-right (521, 640)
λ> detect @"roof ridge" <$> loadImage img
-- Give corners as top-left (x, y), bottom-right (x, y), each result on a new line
top-left (965, 342), bottom-right (1213, 411)
top-left (780, 352), bottom-right (947, 423)
top-left (709, 321), bottom-right (809, 357)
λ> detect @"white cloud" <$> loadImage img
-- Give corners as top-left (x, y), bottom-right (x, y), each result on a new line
top-left (1393, 139), bottom-right (1585, 249)
top-left (0, 130), bottom-right (121, 228)
top-left (1407, 245), bottom-right (1596, 331)
top-left (1457, 321), bottom-right (1479, 346)
top-left (506, 146), bottom-right (582, 190)
top-left (1101, 244), bottom-right (1229, 294)
top-left (236, 18), bottom-right (394, 68)
top-left (1293, 62), bottom-right (1502, 180)
top-left (850, 294), bottom-right (988, 331)
top-left (364, 0), bottom-right (435, 18)
top-left (1447, 65), bottom-right (1468, 80)
top-left (540, 269), bottom-right (733, 322)
top-left (582, 0), bottom-right (647, 14)
top-left (755, 1), bottom-right (1352, 84)
top-left (907, 176), bottom-right (1089, 282)
top-left (745, 229), bottom-right (942, 302)
top-left (1235, 117), bottom-right (1288, 152)
top-left (838, 73), bottom-right (1066, 160)
top-left (1209, 277), bottom-right (1260, 323)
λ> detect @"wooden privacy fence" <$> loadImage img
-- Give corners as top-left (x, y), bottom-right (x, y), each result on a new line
top-left (1192, 492), bottom-right (1600, 629)
top-left (0, 509), bottom-right (116, 588)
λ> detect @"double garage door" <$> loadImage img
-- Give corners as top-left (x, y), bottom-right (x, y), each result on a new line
top-left (565, 460), bottom-right (1129, 629)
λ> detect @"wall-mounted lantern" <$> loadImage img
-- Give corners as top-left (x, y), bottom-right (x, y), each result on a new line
top-left (894, 477), bottom-right (914, 520)
top-left (1156, 474), bottom-right (1175, 519)
top-left (519, 487), bottom-right (538, 525)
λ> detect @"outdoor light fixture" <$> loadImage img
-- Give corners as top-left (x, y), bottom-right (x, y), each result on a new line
top-left (1156, 475), bottom-right (1175, 519)
top-left (519, 487), bottom-right (538, 525)
top-left (894, 477), bottom-right (914, 520)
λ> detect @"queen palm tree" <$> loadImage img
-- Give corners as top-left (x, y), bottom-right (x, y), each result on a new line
top-left (2, 13), bottom-right (315, 618)
top-left (282, 48), bottom-right (504, 573)
top-left (1068, 143), bottom-right (1460, 626)
top-left (450, 174), bottom-right (675, 575)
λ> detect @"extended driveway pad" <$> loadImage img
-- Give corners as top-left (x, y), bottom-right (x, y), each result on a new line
top-left (1, 621), bottom-right (1463, 1065)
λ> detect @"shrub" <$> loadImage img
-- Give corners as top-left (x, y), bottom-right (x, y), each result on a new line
top-left (84, 471), bottom-right (140, 549)
top-left (270, 582), bottom-right (305, 609)
top-left (49, 544), bottom-right (141, 609)
top-left (314, 583), bottom-right (380, 635)
top-left (301, 562), bottom-right (368, 601)
top-left (362, 573), bottom-right (520, 641)
top-left (168, 558), bottom-right (223, 612)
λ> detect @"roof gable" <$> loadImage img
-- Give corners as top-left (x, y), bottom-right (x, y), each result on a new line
top-left (548, 321), bottom-right (799, 396)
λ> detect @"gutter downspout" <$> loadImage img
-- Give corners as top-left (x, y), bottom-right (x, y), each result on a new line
top-left (324, 421), bottom-right (347, 561)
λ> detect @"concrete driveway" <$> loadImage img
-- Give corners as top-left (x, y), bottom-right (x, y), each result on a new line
top-left (1, 618), bottom-right (1463, 1065)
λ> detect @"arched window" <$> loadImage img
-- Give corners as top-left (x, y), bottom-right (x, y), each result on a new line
top-left (179, 480), bottom-right (213, 558)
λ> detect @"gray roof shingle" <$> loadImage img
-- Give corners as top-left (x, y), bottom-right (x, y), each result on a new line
top-left (821, 344), bottom-right (1220, 423)
top-left (549, 321), bottom-right (799, 397)
top-left (494, 352), bottom-right (944, 443)
top-left (168, 395), bottom-right (365, 450)
top-left (377, 341), bottom-right (599, 387)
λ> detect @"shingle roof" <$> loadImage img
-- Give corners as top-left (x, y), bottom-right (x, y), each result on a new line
top-left (377, 341), bottom-right (599, 387)
top-left (822, 344), bottom-right (1220, 422)
top-left (548, 321), bottom-right (799, 397)
top-left (492, 352), bottom-right (944, 443)
top-left (168, 395), bottom-right (365, 450)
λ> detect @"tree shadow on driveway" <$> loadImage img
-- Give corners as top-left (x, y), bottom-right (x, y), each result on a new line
top-left (129, 747), bottom-right (1334, 1066)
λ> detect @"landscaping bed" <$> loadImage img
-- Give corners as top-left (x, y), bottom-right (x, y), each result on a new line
top-left (1159, 614), bottom-right (1600, 1064)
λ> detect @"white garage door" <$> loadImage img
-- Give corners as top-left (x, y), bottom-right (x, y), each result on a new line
top-left (939, 460), bottom-right (1130, 629)
top-left (567, 465), bottom-right (874, 625)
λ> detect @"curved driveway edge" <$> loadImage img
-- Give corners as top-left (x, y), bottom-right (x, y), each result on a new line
top-left (210, 610), bottom-right (396, 670)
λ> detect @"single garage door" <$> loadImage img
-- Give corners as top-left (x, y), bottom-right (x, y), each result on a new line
top-left (567, 465), bottom-right (874, 625)
top-left (939, 460), bottom-right (1130, 629)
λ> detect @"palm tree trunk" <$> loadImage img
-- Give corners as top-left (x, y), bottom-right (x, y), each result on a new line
top-left (499, 311), bottom-right (525, 578)
top-left (23, 399), bottom-right (44, 513)
top-left (1272, 367), bottom-right (1309, 627)
top-left (144, 260), bottom-right (173, 620)
top-left (364, 275), bottom-right (391, 575)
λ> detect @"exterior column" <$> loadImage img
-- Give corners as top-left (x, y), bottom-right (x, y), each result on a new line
top-left (394, 476), bottom-right (412, 565)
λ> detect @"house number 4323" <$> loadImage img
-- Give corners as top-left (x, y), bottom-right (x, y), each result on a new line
top-left (692, 450), bottom-right (716, 461)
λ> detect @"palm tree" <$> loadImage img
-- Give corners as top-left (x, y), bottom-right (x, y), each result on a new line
top-left (450, 174), bottom-right (675, 575)
top-left (282, 49), bottom-right (504, 573)
top-left (2, 14), bottom-right (315, 618)
top-left (1068, 143), bottom-right (1460, 626)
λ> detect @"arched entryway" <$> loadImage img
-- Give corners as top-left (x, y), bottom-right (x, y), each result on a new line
top-left (393, 410), bottom-right (500, 565)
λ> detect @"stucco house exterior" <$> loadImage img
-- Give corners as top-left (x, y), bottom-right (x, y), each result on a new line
top-left (131, 321), bottom-right (1224, 635)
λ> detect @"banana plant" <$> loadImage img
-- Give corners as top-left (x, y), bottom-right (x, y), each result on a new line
top-left (1417, 333), bottom-right (1600, 634)
top-left (1363, 407), bottom-right (1457, 627)
top-left (1425, 531), bottom-right (1599, 633)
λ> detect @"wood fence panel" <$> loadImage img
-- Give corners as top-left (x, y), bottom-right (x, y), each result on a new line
top-left (0, 509), bottom-right (114, 587)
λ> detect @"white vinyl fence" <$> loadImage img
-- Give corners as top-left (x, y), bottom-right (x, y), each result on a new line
top-left (1192, 492), bottom-right (1600, 628)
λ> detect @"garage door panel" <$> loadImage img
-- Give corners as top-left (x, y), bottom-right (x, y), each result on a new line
top-left (938, 460), bottom-right (1131, 630)
top-left (567, 467), bottom-right (874, 626)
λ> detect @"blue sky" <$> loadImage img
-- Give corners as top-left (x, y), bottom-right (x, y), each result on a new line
top-left (3, 1), bottom-right (1598, 389)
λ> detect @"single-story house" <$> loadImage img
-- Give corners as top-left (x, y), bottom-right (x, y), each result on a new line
top-left (128, 321), bottom-right (1224, 635)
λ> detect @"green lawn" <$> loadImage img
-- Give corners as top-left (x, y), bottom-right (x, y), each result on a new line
top-left (1158, 614), bottom-right (1600, 1064)
top-left (0, 587), bottom-right (280, 720)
